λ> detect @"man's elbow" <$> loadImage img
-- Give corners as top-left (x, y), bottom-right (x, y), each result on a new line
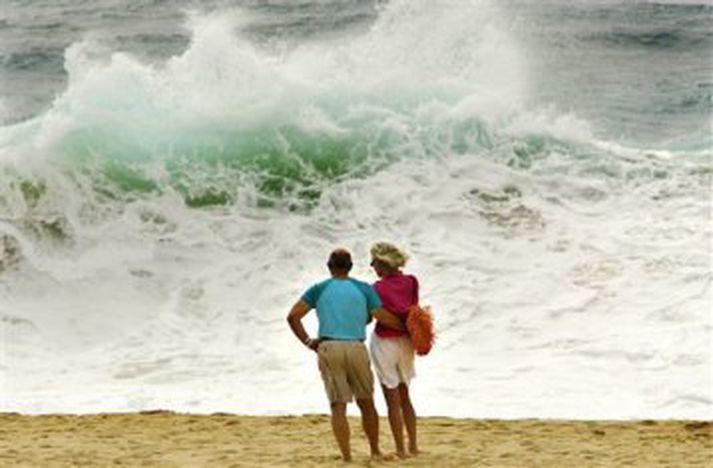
top-left (287, 302), bottom-right (308, 325)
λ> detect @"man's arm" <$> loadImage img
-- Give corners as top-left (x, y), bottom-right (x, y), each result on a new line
top-left (371, 307), bottom-right (406, 331)
top-left (287, 300), bottom-right (320, 351)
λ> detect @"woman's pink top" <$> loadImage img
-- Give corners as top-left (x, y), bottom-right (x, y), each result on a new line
top-left (374, 271), bottom-right (419, 338)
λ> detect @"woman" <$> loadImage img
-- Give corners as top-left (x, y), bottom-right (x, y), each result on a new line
top-left (369, 242), bottom-right (419, 458)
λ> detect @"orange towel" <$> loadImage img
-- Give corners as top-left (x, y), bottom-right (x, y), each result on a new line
top-left (406, 305), bottom-right (435, 356)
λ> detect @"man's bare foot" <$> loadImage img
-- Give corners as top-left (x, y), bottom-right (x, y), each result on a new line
top-left (409, 446), bottom-right (420, 456)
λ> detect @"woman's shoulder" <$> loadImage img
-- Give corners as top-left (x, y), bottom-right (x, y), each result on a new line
top-left (405, 273), bottom-right (419, 287)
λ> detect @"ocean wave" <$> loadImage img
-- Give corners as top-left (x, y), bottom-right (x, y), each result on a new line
top-left (0, 1), bottom-right (527, 207)
top-left (0, 1), bottom-right (710, 419)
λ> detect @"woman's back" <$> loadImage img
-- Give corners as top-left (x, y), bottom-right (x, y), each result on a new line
top-left (374, 271), bottom-right (418, 338)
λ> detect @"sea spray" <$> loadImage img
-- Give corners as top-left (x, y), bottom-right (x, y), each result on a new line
top-left (0, 0), bottom-right (710, 419)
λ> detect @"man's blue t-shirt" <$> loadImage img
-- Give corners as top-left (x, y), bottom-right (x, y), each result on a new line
top-left (301, 278), bottom-right (381, 341)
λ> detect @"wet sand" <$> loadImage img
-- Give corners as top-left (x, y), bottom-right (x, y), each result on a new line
top-left (1, 412), bottom-right (710, 467)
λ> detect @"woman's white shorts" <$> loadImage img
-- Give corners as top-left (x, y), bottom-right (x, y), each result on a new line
top-left (369, 331), bottom-right (415, 389)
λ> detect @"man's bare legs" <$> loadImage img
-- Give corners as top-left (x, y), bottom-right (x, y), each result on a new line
top-left (382, 385), bottom-right (407, 458)
top-left (330, 402), bottom-right (351, 462)
top-left (398, 383), bottom-right (418, 455)
top-left (355, 398), bottom-right (384, 460)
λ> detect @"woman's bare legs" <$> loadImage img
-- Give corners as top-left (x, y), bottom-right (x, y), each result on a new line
top-left (398, 383), bottom-right (418, 455)
top-left (382, 385), bottom-right (407, 458)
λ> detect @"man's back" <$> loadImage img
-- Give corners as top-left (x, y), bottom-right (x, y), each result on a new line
top-left (302, 278), bottom-right (380, 341)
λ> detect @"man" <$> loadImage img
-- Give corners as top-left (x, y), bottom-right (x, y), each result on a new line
top-left (287, 248), bottom-right (404, 462)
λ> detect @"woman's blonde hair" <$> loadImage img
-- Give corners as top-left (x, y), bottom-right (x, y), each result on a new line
top-left (370, 242), bottom-right (409, 269)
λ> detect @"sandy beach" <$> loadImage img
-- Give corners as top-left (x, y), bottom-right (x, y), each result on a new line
top-left (1, 412), bottom-right (710, 467)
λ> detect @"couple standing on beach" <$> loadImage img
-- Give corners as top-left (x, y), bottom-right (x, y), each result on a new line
top-left (287, 242), bottom-right (420, 462)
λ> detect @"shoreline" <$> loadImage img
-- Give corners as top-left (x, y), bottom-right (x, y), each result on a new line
top-left (1, 412), bottom-right (711, 467)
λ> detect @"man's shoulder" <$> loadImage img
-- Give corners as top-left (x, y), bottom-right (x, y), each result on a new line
top-left (347, 278), bottom-right (380, 302)
top-left (312, 278), bottom-right (334, 288)
top-left (301, 278), bottom-right (334, 306)
top-left (304, 278), bottom-right (331, 293)
top-left (347, 277), bottom-right (374, 290)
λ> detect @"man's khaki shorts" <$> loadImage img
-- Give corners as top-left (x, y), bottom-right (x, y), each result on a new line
top-left (317, 340), bottom-right (374, 403)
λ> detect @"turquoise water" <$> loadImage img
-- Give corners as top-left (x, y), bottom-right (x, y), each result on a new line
top-left (0, 1), bottom-right (709, 210)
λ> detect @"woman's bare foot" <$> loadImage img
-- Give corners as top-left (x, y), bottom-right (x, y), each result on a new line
top-left (370, 452), bottom-right (396, 462)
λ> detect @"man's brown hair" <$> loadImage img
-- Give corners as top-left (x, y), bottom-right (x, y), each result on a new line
top-left (327, 249), bottom-right (353, 273)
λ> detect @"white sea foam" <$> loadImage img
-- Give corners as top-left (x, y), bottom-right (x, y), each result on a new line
top-left (1, 1), bottom-right (711, 419)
